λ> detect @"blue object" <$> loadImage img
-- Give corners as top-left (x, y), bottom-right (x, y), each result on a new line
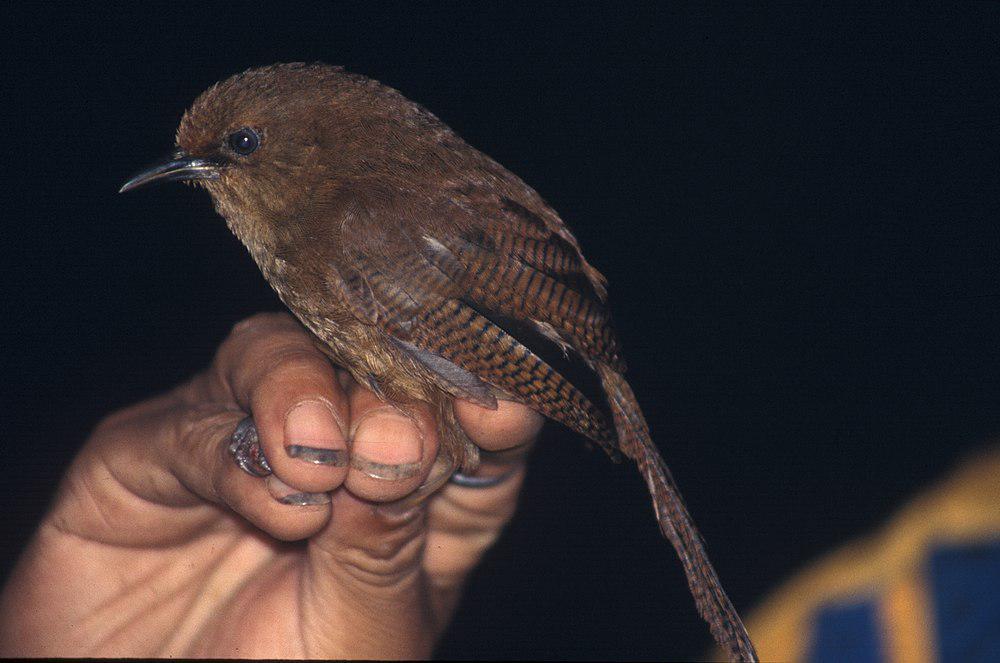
top-left (808, 598), bottom-right (884, 663)
top-left (929, 540), bottom-right (1000, 663)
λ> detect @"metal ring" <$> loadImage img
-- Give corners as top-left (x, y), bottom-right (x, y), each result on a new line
top-left (450, 467), bottom-right (517, 488)
top-left (227, 416), bottom-right (272, 477)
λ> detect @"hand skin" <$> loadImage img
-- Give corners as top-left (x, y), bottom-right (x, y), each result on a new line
top-left (0, 313), bottom-right (542, 658)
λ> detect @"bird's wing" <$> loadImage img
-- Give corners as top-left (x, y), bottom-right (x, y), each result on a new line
top-left (328, 196), bottom-right (620, 450)
top-left (423, 227), bottom-right (625, 372)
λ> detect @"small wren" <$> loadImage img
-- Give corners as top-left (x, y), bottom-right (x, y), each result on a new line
top-left (121, 63), bottom-right (757, 661)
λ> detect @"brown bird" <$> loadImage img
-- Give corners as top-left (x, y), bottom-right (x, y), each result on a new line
top-left (121, 63), bottom-right (757, 662)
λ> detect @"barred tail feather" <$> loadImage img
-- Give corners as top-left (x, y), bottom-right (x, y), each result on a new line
top-left (597, 365), bottom-right (758, 663)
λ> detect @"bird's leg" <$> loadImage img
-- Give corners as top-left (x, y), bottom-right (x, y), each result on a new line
top-left (365, 375), bottom-right (388, 402)
top-left (439, 398), bottom-right (480, 473)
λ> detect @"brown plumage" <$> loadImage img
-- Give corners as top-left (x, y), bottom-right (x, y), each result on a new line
top-left (122, 63), bottom-right (757, 661)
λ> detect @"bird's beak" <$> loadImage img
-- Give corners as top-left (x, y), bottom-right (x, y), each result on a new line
top-left (119, 149), bottom-right (221, 193)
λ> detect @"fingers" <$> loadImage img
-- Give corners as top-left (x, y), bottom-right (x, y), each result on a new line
top-left (163, 312), bottom-right (537, 555)
top-left (452, 398), bottom-right (542, 485)
top-left (213, 313), bottom-right (350, 495)
top-left (168, 409), bottom-right (333, 541)
top-left (303, 396), bottom-right (535, 592)
top-left (298, 390), bottom-right (443, 658)
top-left (169, 315), bottom-right (537, 652)
top-left (453, 398), bottom-right (544, 452)
top-left (162, 313), bottom-right (355, 541)
top-left (342, 379), bottom-right (440, 503)
top-left (173, 312), bottom-right (443, 543)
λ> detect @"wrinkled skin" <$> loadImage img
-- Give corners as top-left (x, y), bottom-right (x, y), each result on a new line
top-left (0, 313), bottom-right (541, 658)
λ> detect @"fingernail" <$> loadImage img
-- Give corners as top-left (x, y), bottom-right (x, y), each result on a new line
top-left (287, 445), bottom-right (348, 466)
top-left (285, 400), bottom-right (347, 465)
top-left (351, 407), bottom-right (422, 480)
top-left (350, 456), bottom-right (421, 480)
top-left (279, 492), bottom-right (331, 506)
top-left (266, 476), bottom-right (330, 506)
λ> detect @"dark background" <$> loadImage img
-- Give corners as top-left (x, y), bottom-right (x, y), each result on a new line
top-left (3, 3), bottom-right (1000, 660)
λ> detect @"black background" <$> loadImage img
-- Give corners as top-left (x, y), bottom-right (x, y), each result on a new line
top-left (3, 4), bottom-right (1000, 660)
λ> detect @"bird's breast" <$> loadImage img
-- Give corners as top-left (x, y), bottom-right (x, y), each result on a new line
top-left (261, 258), bottom-right (439, 407)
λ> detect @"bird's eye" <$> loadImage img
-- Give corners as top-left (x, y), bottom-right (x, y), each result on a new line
top-left (226, 127), bottom-right (260, 156)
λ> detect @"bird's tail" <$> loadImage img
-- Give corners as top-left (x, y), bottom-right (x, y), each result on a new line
top-left (597, 364), bottom-right (758, 663)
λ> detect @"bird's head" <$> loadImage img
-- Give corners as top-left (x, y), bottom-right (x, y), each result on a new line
top-left (120, 63), bottom-right (431, 250)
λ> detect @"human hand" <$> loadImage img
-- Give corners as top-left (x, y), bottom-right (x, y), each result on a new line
top-left (0, 312), bottom-right (542, 658)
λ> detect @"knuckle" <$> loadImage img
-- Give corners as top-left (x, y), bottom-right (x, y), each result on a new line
top-left (247, 350), bottom-right (336, 414)
top-left (173, 406), bottom-right (232, 460)
top-left (216, 312), bottom-right (298, 364)
top-left (264, 344), bottom-right (329, 374)
top-left (257, 347), bottom-right (332, 393)
top-left (216, 319), bottom-right (330, 404)
top-left (228, 311), bottom-right (295, 341)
